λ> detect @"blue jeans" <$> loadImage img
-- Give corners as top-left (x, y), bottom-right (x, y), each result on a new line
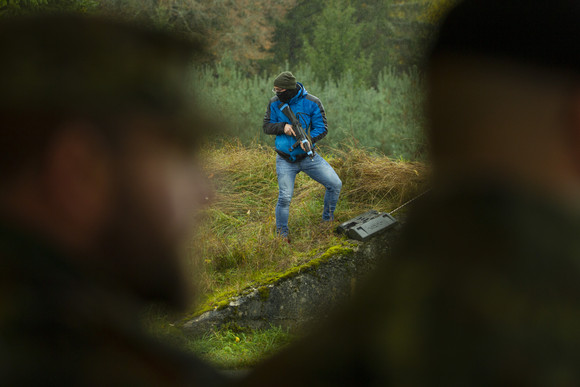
top-left (275, 153), bottom-right (342, 236)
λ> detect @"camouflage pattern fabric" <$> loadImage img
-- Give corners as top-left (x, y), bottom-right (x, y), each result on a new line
top-left (0, 223), bottom-right (226, 387)
top-left (239, 183), bottom-right (580, 386)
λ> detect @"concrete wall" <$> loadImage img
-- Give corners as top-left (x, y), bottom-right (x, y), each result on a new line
top-left (182, 227), bottom-right (399, 336)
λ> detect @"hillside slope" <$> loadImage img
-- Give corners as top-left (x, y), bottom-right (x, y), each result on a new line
top-left (188, 142), bottom-right (428, 312)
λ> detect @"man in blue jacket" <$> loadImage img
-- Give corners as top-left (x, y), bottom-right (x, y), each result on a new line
top-left (263, 71), bottom-right (342, 241)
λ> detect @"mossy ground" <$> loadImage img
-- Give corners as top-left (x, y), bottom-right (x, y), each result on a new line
top-left (185, 241), bottom-right (357, 321)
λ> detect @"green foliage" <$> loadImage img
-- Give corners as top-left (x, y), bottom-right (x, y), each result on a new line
top-left (422, 0), bottom-right (460, 24)
top-left (268, 0), bottom-right (452, 83)
top-left (321, 65), bottom-right (425, 158)
top-left (193, 57), bottom-right (275, 146)
top-left (303, 0), bottom-right (371, 86)
top-left (189, 325), bottom-right (294, 369)
top-left (0, 0), bottom-right (48, 10)
top-left (193, 60), bottom-right (425, 159)
top-left (0, 0), bottom-right (97, 15)
top-left (356, 0), bottom-right (431, 76)
top-left (269, 0), bottom-right (324, 71)
top-left (143, 307), bottom-right (294, 370)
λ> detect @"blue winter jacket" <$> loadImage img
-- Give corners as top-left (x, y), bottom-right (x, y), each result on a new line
top-left (263, 82), bottom-right (328, 162)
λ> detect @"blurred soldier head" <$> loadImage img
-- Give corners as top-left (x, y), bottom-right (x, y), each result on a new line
top-left (426, 0), bottom-right (580, 204)
top-left (0, 15), bottom-right (213, 310)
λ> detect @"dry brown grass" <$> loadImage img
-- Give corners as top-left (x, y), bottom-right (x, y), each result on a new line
top-left (331, 145), bottom-right (428, 210)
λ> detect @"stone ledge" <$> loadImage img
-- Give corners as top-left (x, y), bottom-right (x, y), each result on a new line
top-left (182, 228), bottom-right (399, 336)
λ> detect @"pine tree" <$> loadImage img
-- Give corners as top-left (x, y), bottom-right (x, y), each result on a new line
top-left (303, 0), bottom-right (372, 86)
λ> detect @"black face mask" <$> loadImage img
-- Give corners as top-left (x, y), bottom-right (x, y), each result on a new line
top-left (276, 87), bottom-right (299, 103)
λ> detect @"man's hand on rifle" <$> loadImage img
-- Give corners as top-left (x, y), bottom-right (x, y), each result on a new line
top-left (283, 124), bottom-right (296, 137)
top-left (284, 123), bottom-right (310, 152)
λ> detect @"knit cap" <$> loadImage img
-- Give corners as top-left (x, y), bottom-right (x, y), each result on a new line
top-left (273, 71), bottom-right (297, 90)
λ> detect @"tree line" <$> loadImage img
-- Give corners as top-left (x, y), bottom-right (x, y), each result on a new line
top-left (1, 0), bottom-right (457, 85)
top-left (2, 0), bottom-right (457, 158)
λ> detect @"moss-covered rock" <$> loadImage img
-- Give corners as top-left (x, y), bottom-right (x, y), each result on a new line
top-left (181, 230), bottom-right (398, 336)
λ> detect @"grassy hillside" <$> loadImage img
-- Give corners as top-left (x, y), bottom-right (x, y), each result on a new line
top-left (146, 142), bottom-right (428, 369)
top-left (187, 141), bottom-right (428, 312)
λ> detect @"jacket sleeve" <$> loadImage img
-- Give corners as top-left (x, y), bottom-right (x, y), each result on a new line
top-left (307, 95), bottom-right (328, 144)
top-left (263, 99), bottom-right (286, 135)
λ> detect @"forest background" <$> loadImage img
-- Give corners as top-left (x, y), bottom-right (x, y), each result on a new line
top-left (2, 0), bottom-right (456, 159)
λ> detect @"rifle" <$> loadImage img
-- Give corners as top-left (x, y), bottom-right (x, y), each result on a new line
top-left (280, 103), bottom-right (314, 160)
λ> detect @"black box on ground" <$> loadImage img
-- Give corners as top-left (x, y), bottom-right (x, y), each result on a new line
top-left (336, 210), bottom-right (398, 241)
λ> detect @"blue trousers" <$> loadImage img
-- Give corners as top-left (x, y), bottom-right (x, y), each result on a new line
top-left (275, 153), bottom-right (342, 237)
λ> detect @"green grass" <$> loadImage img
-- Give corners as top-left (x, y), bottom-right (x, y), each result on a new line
top-left (188, 325), bottom-right (294, 370)
top-left (144, 307), bottom-right (294, 370)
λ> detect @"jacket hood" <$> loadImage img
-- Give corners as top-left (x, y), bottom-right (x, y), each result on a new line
top-left (289, 82), bottom-right (307, 103)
